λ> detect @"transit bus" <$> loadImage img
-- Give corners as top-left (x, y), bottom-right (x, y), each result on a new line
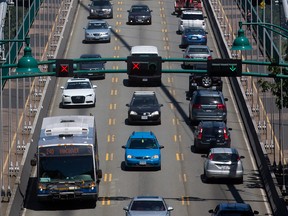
top-left (31, 115), bottom-right (102, 201)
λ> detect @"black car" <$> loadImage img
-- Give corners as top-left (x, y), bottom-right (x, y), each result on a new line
top-left (75, 54), bottom-right (106, 79)
top-left (88, 0), bottom-right (113, 19)
top-left (209, 202), bottom-right (259, 216)
top-left (193, 121), bottom-right (231, 153)
top-left (127, 4), bottom-right (153, 25)
top-left (126, 91), bottom-right (163, 125)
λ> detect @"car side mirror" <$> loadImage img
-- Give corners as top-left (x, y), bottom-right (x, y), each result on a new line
top-left (60, 86), bottom-right (64, 90)
top-left (126, 104), bottom-right (130, 107)
top-left (108, 26), bottom-right (112, 29)
top-left (123, 206), bottom-right (129, 211)
top-left (121, 145), bottom-right (126, 149)
top-left (228, 128), bottom-right (232, 131)
top-left (93, 85), bottom-right (97, 88)
top-left (159, 145), bottom-right (164, 149)
top-left (201, 154), bottom-right (207, 158)
top-left (150, 10), bottom-right (153, 12)
top-left (208, 209), bottom-right (214, 213)
top-left (240, 156), bottom-right (245, 159)
top-left (127, 10), bottom-right (130, 12)
top-left (167, 206), bottom-right (174, 211)
top-left (253, 210), bottom-right (259, 215)
top-left (160, 104), bottom-right (163, 107)
top-left (205, 31), bottom-right (208, 34)
top-left (224, 98), bottom-right (228, 101)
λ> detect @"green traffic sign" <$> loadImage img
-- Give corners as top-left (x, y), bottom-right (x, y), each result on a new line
top-left (207, 59), bottom-right (242, 77)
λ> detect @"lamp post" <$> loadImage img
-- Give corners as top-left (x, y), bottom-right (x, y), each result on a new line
top-left (231, 21), bottom-right (287, 194)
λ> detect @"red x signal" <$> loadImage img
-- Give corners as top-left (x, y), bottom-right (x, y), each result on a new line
top-left (60, 65), bottom-right (69, 73)
top-left (132, 63), bottom-right (140, 70)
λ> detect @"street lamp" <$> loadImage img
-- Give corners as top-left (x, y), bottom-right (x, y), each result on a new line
top-left (0, 36), bottom-right (40, 73)
top-left (231, 21), bottom-right (288, 51)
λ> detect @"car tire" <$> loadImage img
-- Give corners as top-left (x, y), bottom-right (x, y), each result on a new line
top-left (203, 170), bottom-right (210, 183)
top-left (201, 76), bottom-right (213, 88)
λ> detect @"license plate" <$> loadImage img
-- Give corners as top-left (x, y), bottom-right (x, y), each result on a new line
top-left (222, 166), bottom-right (230, 170)
top-left (95, 36), bottom-right (100, 39)
top-left (139, 160), bottom-right (146, 165)
top-left (192, 37), bottom-right (197, 39)
top-left (141, 116), bottom-right (148, 120)
top-left (142, 78), bottom-right (148, 81)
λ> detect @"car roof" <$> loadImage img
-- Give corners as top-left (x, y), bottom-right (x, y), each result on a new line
top-left (132, 196), bottom-right (164, 201)
top-left (194, 89), bottom-right (223, 97)
top-left (133, 91), bottom-right (156, 96)
top-left (80, 54), bottom-right (101, 58)
top-left (131, 4), bottom-right (149, 7)
top-left (130, 131), bottom-right (156, 139)
top-left (67, 78), bottom-right (90, 82)
top-left (209, 147), bottom-right (238, 154)
top-left (217, 203), bottom-right (253, 211)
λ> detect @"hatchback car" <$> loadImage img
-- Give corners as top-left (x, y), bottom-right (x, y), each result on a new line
top-left (202, 147), bottom-right (244, 183)
top-left (83, 20), bottom-right (111, 43)
top-left (193, 121), bottom-right (232, 153)
top-left (188, 89), bottom-right (228, 126)
top-left (75, 54), bottom-right (106, 79)
top-left (60, 78), bottom-right (97, 107)
top-left (180, 27), bottom-right (207, 48)
top-left (126, 91), bottom-right (163, 125)
top-left (182, 45), bottom-right (213, 69)
top-left (122, 131), bottom-right (164, 170)
top-left (123, 196), bottom-right (174, 216)
top-left (209, 202), bottom-right (259, 215)
top-left (127, 4), bottom-right (153, 25)
top-left (88, 0), bottom-right (113, 19)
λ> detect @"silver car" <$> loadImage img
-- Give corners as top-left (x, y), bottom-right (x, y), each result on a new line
top-left (182, 45), bottom-right (212, 69)
top-left (123, 196), bottom-right (173, 216)
top-left (83, 20), bottom-right (111, 43)
top-left (202, 147), bottom-right (244, 183)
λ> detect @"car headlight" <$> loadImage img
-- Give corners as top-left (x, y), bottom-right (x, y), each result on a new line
top-left (102, 32), bottom-right (109, 36)
top-left (129, 111), bottom-right (137, 115)
top-left (90, 9), bottom-right (94, 13)
top-left (86, 94), bottom-right (93, 97)
top-left (151, 111), bottom-right (159, 116)
top-left (152, 155), bottom-right (159, 159)
top-left (127, 155), bottom-right (133, 159)
top-left (105, 9), bottom-right (111, 12)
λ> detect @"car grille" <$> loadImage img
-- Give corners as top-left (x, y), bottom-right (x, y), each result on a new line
top-left (135, 156), bottom-right (150, 159)
top-left (93, 33), bottom-right (100, 36)
top-left (71, 96), bottom-right (85, 103)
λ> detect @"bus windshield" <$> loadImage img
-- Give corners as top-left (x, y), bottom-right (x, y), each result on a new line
top-left (39, 155), bottom-right (94, 182)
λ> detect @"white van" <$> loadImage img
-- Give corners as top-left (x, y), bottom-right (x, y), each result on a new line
top-left (127, 45), bottom-right (162, 86)
top-left (131, 45), bottom-right (159, 56)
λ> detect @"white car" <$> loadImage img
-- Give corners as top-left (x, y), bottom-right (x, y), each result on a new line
top-left (60, 78), bottom-right (97, 107)
top-left (177, 10), bottom-right (207, 34)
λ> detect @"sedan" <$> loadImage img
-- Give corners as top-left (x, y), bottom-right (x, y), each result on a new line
top-left (182, 45), bottom-right (213, 69)
top-left (123, 196), bottom-right (174, 216)
top-left (88, 0), bottom-right (113, 19)
top-left (122, 131), bottom-right (164, 170)
top-left (60, 78), bottom-right (97, 107)
top-left (83, 20), bottom-right (111, 43)
top-left (127, 4), bottom-right (153, 25)
top-left (180, 27), bottom-right (208, 48)
top-left (202, 147), bottom-right (245, 183)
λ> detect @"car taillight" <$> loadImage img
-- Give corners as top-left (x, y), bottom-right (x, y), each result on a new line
top-left (182, 35), bottom-right (187, 38)
top-left (202, 35), bottom-right (207, 39)
top-left (197, 128), bottom-right (203, 139)
top-left (185, 55), bottom-right (191, 58)
top-left (209, 154), bottom-right (214, 160)
top-left (207, 56), bottom-right (212, 60)
top-left (223, 128), bottom-right (229, 140)
top-left (217, 104), bottom-right (226, 110)
top-left (192, 104), bottom-right (202, 109)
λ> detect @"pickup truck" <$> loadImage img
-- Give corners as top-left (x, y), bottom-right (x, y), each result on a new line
top-left (177, 10), bottom-right (206, 34)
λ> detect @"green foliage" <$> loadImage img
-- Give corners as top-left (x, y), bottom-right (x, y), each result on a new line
top-left (257, 64), bottom-right (288, 109)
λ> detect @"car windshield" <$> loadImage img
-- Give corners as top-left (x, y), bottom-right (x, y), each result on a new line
top-left (182, 14), bottom-right (204, 20)
top-left (92, 1), bottom-right (110, 6)
top-left (203, 128), bottom-right (224, 138)
top-left (194, 96), bottom-right (222, 104)
top-left (131, 201), bottom-right (165, 211)
top-left (131, 7), bottom-right (149, 12)
top-left (66, 82), bottom-right (92, 89)
top-left (188, 47), bottom-right (209, 54)
top-left (211, 153), bottom-right (239, 162)
top-left (129, 138), bottom-right (158, 149)
top-left (132, 96), bottom-right (157, 106)
top-left (88, 23), bottom-right (107, 29)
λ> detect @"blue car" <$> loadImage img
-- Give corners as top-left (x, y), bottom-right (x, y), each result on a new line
top-left (122, 131), bottom-right (164, 170)
top-left (180, 27), bottom-right (207, 48)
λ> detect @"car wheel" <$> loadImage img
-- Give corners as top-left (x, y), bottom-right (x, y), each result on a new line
top-left (203, 170), bottom-right (210, 183)
top-left (201, 76), bottom-right (213, 88)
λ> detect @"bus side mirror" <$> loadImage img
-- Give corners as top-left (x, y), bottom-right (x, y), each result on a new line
top-left (30, 158), bottom-right (37, 166)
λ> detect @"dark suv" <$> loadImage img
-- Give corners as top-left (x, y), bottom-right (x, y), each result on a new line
top-left (188, 90), bottom-right (228, 126)
top-left (209, 203), bottom-right (259, 216)
top-left (89, 0), bottom-right (113, 19)
top-left (126, 91), bottom-right (163, 125)
top-left (193, 121), bottom-right (231, 153)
